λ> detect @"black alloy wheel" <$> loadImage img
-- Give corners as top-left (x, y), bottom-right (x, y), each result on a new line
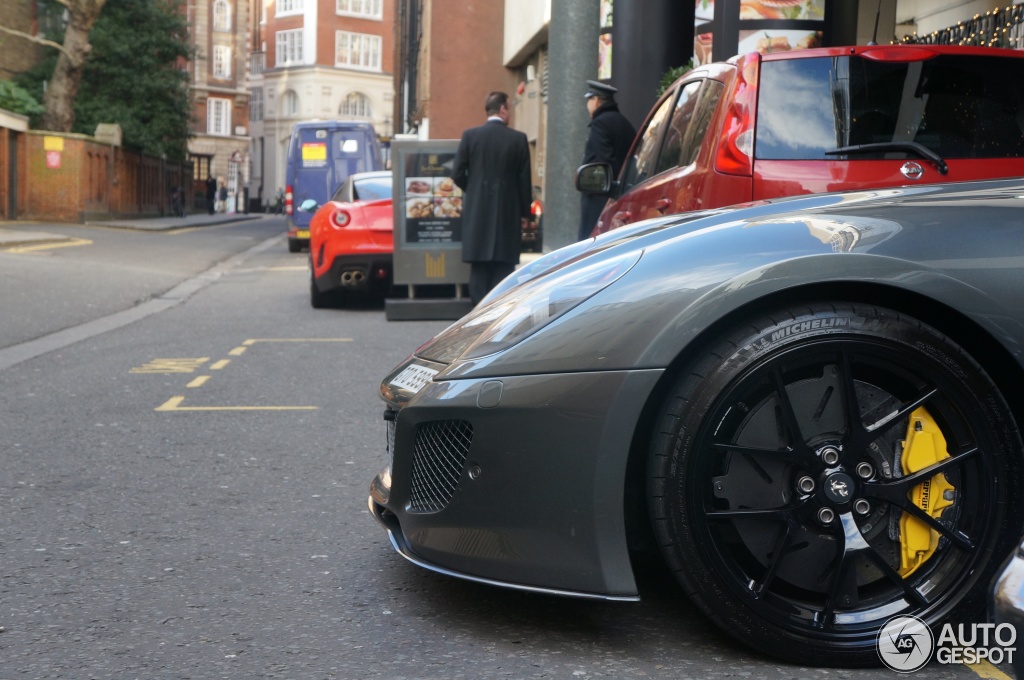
top-left (647, 303), bottom-right (1023, 666)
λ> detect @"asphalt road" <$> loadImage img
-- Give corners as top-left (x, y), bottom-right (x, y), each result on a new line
top-left (0, 217), bottom-right (1012, 679)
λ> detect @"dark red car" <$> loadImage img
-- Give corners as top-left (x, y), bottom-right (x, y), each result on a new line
top-left (308, 170), bottom-right (393, 308)
top-left (578, 44), bottom-right (1024, 235)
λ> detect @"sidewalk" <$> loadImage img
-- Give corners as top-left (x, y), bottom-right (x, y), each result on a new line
top-left (0, 212), bottom-right (266, 248)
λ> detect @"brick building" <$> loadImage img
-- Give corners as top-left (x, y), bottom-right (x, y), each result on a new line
top-left (187, 0), bottom-right (253, 212)
top-left (247, 0), bottom-right (395, 210)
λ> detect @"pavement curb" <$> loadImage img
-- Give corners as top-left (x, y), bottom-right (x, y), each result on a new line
top-left (1, 213), bottom-right (270, 248)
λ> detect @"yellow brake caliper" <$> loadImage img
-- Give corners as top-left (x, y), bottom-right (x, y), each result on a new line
top-left (898, 408), bottom-right (956, 577)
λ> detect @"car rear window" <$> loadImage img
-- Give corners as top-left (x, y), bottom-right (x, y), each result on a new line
top-left (756, 54), bottom-right (1024, 160)
top-left (353, 176), bottom-right (392, 201)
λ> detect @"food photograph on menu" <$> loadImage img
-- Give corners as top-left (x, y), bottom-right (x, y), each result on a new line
top-left (405, 177), bottom-right (432, 195)
top-left (739, 29), bottom-right (821, 53)
top-left (399, 150), bottom-right (464, 245)
top-left (739, 0), bottom-right (824, 20)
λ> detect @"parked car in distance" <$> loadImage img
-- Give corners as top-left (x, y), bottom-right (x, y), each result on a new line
top-left (522, 191), bottom-right (543, 252)
top-left (285, 120), bottom-right (384, 253)
top-left (307, 170), bottom-right (393, 308)
top-left (369, 177), bottom-right (1024, 667)
top-left (577, 44), bottom-right (1024, 236)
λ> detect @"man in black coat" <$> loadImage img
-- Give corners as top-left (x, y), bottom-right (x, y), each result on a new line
top-left (578, 80), bottom-right (636, 240)
top-left (452, 91), bottom-right (532, 305)
top-left (205, 175), bottom-right (217, 215)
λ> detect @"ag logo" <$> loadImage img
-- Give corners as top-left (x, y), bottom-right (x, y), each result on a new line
top-left (877, 614), bottom-right (934, 672)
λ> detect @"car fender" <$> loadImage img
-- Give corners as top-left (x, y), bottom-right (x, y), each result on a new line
top-left (446, 200), bottom-right (1024, 379)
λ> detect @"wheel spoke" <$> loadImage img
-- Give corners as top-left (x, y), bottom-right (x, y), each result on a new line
top-left (771, 365), bottom-right (808, 453)
top-left (898, 446), bottom-right (977, 488)
top-left (896, 498), bottom-right (974, 550)
top-left (821, 513), bottom-right (927, 628)
top-left (864, 387), bottom-right (939, 434)
top-left (710, 441), bottom-right (806, 466)
top-left (861, 542), bottom-right (929, 608)
top-left (839, 351), bottom-right (869, 444)
top-left (750, 523), bottom-right (794, 599)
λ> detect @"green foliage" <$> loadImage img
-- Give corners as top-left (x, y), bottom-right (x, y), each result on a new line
top-left (0, 80), bottom-right (45, 120)
top-left (75, 0), bottom-right (194, 159)
top-left (15, 0), bottom-right (194, 160)
top-left (657, 59), bottom-right (696, 97)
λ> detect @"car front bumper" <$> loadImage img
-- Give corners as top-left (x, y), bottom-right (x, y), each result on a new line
top-left (367, 359), bottom-right (664, 600)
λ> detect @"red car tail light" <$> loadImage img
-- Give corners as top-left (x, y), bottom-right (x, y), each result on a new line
top-left (285, 185), bottom-right (293, 216)
top-left (715, 52), bottom-right (760, 177)
top-left (330, 209), bottom-right (351, 228)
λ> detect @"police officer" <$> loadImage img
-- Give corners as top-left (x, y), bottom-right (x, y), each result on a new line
top-left (578, 80), bottom-right (636, 240)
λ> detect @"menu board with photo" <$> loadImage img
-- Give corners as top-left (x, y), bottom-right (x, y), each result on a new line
top-left (400, 153), bottom-right (463, 245)
top-left (692, 0), bottom-right (829, 64)
top-left (391, 139), bottom-right (471, 287)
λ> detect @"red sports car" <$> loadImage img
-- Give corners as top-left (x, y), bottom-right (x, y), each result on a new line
top-left (307, 170), bottom-right (393, 308)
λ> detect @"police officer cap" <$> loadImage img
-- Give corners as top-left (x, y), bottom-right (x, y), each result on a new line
top-left (584, 80), bottom-right (618, 99)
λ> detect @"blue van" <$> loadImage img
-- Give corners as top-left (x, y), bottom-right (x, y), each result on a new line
top-left (285, 120), bottom-right (383, 252)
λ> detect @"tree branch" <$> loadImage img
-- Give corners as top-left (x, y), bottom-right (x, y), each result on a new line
top-left (0, 24), bottom-right (72, 58)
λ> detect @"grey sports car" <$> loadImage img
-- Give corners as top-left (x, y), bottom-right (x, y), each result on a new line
top-left (368, 178), bottom-right (1024, 667)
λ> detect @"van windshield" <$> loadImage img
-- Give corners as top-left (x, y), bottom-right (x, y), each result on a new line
top-left (756, 54), bottom-right (1024, 160)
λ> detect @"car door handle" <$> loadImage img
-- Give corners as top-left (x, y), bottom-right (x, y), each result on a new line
top-left (654, 198), bottom-right (672, 213)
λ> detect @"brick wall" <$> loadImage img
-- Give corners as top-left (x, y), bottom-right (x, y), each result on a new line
top-left (22, 131), bottom-right (193, 223)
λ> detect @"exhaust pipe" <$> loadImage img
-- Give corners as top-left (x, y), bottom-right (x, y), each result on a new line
top-left (340, 270), bottom-right (366, 286)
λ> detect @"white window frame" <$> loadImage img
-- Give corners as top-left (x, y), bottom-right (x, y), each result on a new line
top-left (339, 92), bottom-right (371, 118)
top-left (335, 31), bottom-right (382, 71)
top-left (336, 0), bottom-right (382, 19)
top-left (208, 97), bottom-right (232, 136)
top-left (213, 0), bottom-right (230, 31)
top-left (282, 90), bottom-right (300, 117)
top-left (276, 0), bottom-right (302, 16)
top-left (213, 45), bottom-right (231, 78)
top-left (276, 29), bottom-right (304, 66)
top-left (249, 87), bottom-right (263, 122)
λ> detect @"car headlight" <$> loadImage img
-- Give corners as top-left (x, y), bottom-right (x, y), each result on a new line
top-left (418, 250), bottom-right (642, 363)
top-left (481, 237), bottom-right (596, 303)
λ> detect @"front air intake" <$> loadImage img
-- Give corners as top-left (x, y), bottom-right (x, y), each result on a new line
top-left (409, 420), bottom-right (473, 513)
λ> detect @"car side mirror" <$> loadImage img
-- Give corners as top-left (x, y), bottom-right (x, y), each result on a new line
top-left (575, 162), bottom-right (614, 195)
top-left (298, 198), bottom-right (319, 212)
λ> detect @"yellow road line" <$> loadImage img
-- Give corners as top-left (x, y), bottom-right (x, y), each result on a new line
top-left (967, 660), bottom-right (1013, 680)
top-left (130, 357), bottom-right (210, 374)
top-left (155, 396), bottom-right (316, 412)
top-left (186, 376), bottom-right (210, 388)
top-left (209, 359), bottom-right (230, 370)
top-left (229, 346), bottom-right (247, 356)
top-left (8, 238), bottom-right (93, 253)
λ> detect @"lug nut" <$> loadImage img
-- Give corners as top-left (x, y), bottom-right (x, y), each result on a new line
top-left (854, 499), bottom-right (871, 515)
top-left (856, 462), bottom-right (874, 479)
top-left (820, 446), bottom-right (841, 466)
top-left (797, 476), bottom-right (816, 494)
top-left (818, 507), bottom-right (836, 525)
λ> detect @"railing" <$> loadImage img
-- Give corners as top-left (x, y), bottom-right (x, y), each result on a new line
top-left (898, 5), bottom-right (1024, 49)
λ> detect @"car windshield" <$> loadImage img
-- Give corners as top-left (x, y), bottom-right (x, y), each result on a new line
top-left (351, 176), bottom-right (393, 201)
top-left (756, 54), bottom-right (1024, 160)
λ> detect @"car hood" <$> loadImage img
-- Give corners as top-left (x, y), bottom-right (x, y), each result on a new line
top-left (412, 178), bottom-right (1024, 378)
